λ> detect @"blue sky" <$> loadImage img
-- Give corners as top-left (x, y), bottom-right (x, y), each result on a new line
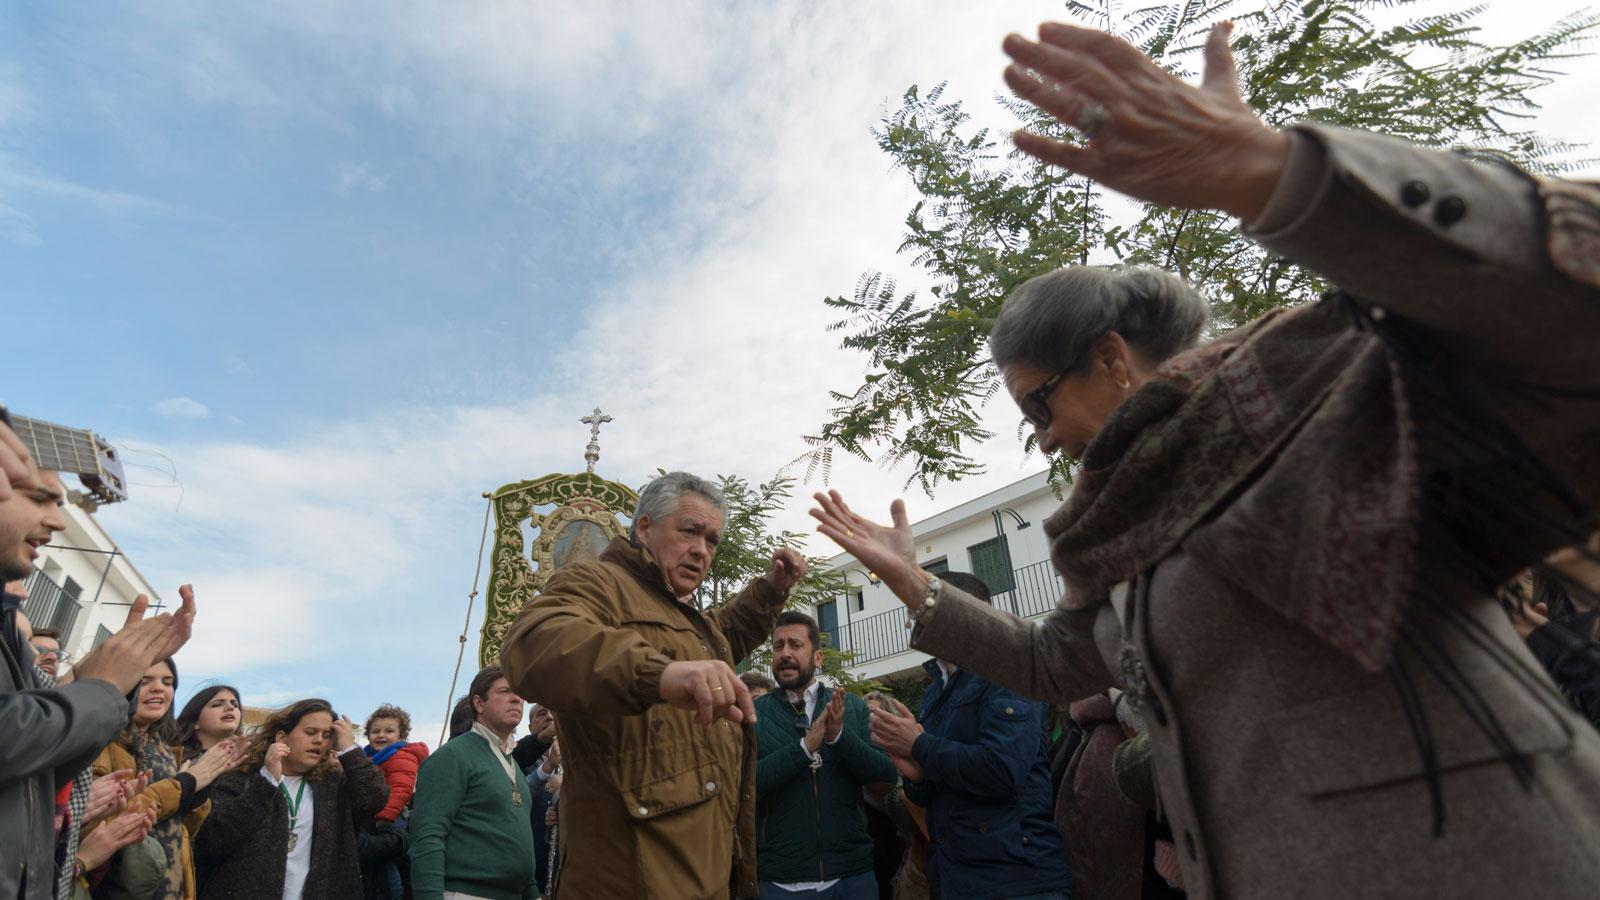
top-left (4, 1), bottom-right (1596, 741)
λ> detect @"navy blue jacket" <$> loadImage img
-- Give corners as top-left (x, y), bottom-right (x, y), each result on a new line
top-left (905, 659), bottom-right (1072, 900)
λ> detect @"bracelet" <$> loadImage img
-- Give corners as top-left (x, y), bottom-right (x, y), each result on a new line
top-left (904, 576), bottom-right (941, 630)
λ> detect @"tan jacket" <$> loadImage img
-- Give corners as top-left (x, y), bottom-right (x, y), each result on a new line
top-left (88, 738), bottom-right (211, 900)
top-left (499, 536), bottom-right (785, 899)
top-left (912, 124), bottom-right (1600, 899)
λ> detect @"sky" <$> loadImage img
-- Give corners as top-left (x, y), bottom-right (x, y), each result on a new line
top-left (4, 0), bottom-right (1597, 744)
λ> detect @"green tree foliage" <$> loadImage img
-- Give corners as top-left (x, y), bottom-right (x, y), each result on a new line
top-left (806, 0), bottom-right (1597, 492)
top-left (689, 472), bottom-right (881, 692)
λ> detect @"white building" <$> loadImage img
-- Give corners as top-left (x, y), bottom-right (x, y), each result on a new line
top-left (21, 498), bottom-right (159, 668)
top-left (814, 469), bottom-right (1068, 682)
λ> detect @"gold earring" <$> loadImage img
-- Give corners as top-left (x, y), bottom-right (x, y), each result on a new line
top-left (1117, 379), bottom-right (1129, 389)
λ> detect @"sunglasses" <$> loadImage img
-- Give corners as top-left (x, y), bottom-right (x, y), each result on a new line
top-left (1019, 368), bottom-right (1074, 429)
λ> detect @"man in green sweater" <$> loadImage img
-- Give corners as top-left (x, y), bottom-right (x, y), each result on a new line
top-left (755, 611), bottom-right (896, 899)
top-left (410, 666), bottom-right (539, 900)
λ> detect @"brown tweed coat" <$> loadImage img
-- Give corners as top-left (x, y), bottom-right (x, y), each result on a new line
top-left (911, 124), bottom-right (1600, 899)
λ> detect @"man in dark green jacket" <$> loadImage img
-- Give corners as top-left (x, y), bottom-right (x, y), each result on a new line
top-left (754, 612), bottom-right (896, 899)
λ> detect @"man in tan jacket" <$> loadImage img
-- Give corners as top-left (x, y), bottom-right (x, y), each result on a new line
top-left (500, 471), bottom-right (805, 900)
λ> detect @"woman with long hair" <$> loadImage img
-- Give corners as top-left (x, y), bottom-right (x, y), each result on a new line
top-left (193, 698), bottom-right (388, 899)
top-left (86, 658), bottom-right (243, 900)
top-left (176, 684), bottom-right (243, 760)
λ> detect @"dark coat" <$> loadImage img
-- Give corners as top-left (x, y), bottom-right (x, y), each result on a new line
top-left (753, 683), bottom-right (896, 883)
top-left (903, 661), bottom-right (1072, 900)
top-left (194, 748), bottom-right (388, 899)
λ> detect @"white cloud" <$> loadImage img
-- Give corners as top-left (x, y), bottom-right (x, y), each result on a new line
top-left (333, 161), bottom-right (389, 196)
top-left (151, 397), bottom-right (212, 420)
top-left (95, 0), bottom-right (1600, 743)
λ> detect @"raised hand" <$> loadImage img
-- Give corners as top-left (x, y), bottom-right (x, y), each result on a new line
top-left (766, 547), bottom-right (808, 595)
top-left (184, 737), bottom-right (243, 790)
top-left (810, 491), bottom-right (925, 608)
top-left (264, 742), bottom-right (291, 781)
top-left (1001, 21), bottom-right (1288, 221)
top-left (822, 688), bottom-right (847, 744)
top-left (71, 586), bottom-right (196, 694)
top-left (659, 659), bottom-right (756, 726)
top-left (332, 714), bottom-right (357, 752)
top-left (0, 419), bottom-right (31, 500)
top-left (869, 703), bottom-right (925, 759)
top-left (83, 769), bottom-right (137, 826)
top-left (802, 704), bottom-right (832, 754)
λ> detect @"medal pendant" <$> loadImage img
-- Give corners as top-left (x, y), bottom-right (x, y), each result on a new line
top-left (287, 832), bottom-right (298, 852)
top-left (512, 789), bottom-right (523, 807)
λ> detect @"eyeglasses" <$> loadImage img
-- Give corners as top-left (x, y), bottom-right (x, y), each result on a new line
top-left (1019, 368), bottom-right (1074, 429)
top-left (30, 644), bottom-right (66, 661)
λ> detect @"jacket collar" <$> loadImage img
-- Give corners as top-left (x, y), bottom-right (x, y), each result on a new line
top-left (601, 536), bottom-right (693, 606)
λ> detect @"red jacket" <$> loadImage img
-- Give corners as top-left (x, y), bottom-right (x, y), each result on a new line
top-left (374, 742), bottom-right (429, 822)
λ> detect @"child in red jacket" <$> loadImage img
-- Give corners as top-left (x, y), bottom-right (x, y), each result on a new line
top-left (363, 704), bottom-right (429, 822)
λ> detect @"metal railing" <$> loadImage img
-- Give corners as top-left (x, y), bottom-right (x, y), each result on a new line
top-left (828, 559), bottom-right (1064, 666)
top-left (994, 559), bottom-right (1065, 619)
top-left (22, 570), bottom-right (81, 640)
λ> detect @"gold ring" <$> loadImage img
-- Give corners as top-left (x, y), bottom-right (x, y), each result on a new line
top-left (711, 686), bottom-right (724, 692)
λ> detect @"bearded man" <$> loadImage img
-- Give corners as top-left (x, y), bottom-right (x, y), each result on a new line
top-left (499, 471), bottom-right (805, 899)
top-left (753, 611), bottom-right (894, 900)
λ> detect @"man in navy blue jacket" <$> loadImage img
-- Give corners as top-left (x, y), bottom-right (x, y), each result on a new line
top-left (870, 571), bottom-right (1072, 900)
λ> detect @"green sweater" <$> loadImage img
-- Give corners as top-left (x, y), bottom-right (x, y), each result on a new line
top-left (409, 730), bottom-right (539, 900)
top-left (754, 684), bottom-right (897, 884)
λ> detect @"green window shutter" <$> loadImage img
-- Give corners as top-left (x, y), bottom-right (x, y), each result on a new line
top-left (966, 537), bottom-right (1014, 596)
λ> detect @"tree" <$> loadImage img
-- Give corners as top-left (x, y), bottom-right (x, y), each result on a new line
top-left (686, 472), bottom-right (882, 692)
top-left (806, 0), bottom-right (1598, 492)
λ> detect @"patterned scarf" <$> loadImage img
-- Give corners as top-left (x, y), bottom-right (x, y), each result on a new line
top-left (37, 665), bottom-right (93, 900)
top-left (1046, 296), bottom-right (1597, 671)
top-left (124, 728), bottom-right (187, 900)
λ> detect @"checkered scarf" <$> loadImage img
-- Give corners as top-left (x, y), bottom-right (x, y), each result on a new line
top-left (34, 665), bottom-right (95, 900)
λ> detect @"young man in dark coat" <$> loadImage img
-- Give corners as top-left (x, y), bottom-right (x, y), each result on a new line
top-left (869, 573), bottom-right (1072, 900)
top-left (754, 611), bottom-right (896, 898)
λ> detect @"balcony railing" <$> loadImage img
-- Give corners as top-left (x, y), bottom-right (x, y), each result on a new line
top-left (22, 570), bottom-right (82, 641)
top-left (827, 559), bottom-right (1064, 667)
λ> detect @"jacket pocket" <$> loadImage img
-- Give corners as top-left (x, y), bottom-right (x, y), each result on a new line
top-left (623, 763), bottom-right (729, 899)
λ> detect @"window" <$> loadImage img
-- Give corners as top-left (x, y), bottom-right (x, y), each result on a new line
top-left (852, 590), bottom-right (865, 613)
top-left (922, 557), bottom-right (949, 576)
top-left (967, 536), bottom-right (1015, 596)
top-left (61, 576), bottom-right (83, 602)
top-left (93, 625), bottom-right (113, 650)
top-left (816, 601), bottom-right (839, 649)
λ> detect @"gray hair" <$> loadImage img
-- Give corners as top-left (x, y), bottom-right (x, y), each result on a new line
top-left (989, 265), bottom-right (1209, 375)
top-left (630, 471), bottom-right (726, 539)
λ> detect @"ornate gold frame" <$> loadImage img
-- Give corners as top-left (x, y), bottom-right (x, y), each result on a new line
top-left (478, 472), bottom-right (637, 667)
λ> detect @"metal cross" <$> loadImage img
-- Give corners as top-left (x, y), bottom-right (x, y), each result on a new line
top-left (580, 407), bottom-right (613, 473)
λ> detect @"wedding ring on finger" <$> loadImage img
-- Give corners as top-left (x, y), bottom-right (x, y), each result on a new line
top-left (1076, 101), bottom-right (1109, 138)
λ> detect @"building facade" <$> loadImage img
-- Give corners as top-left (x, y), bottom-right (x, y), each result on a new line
top-left (21, 497), bottom-right (159, 669)
top-left (814, 469), bottom-right (1068, 682)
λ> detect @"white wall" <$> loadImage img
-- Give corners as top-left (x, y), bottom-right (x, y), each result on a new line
top-left (28, 500), bottom-right (160, 666)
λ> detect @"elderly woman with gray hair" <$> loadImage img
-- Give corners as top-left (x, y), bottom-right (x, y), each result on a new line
top-left (813, 20), bottom-right (1600, 900)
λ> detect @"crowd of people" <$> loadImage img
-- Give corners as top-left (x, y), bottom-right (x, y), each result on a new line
top-left (5, 15), bottom-right (1600, 900)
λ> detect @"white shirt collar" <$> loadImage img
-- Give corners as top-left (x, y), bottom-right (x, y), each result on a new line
top-left (784, 680), bottom-right (823, 719)
top-left (470, 720), bottom-right (516, 755)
